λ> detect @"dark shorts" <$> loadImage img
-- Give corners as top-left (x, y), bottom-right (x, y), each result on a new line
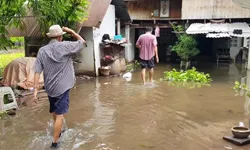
top-left (48, 90), bottom-right (70, 115)
top-left (140, 57), bottom-right (155, 69)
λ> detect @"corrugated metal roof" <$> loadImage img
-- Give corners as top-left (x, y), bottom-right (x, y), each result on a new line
top-left (206, 33), bottom-right (230, 38)
top-left (80, 0), bottom-right (111, 27)
top-left (229, 22), bottom-right (250, 37)
top-left (186, 23), bottom-right (230, 34)
top-left (7, 0), bottom-right (111, 37)
top-left (186, 22), bottom-right (250, 38)
top-left (182, 0), bottom-right (250, 19)
top-left (7, 11), bottom-right (42, 37)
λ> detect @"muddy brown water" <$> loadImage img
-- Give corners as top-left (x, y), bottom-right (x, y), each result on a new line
top-left (1, 63), bottom-right (250, 150)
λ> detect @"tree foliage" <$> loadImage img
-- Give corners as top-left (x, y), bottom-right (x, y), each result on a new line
top-left (28, 0), bottom-right (89, 34)
top-left (170, 23), bottom-right (200, 61)
top-left (0, 0), bottom-right (89, 50)
top-left (171, 34), bottom-right (200, 61)
top-left (0, 0), bottom-right (27, 50)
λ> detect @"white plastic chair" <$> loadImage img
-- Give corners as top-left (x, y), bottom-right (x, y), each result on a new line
top-left (0, 87), bottom-right (18, 112)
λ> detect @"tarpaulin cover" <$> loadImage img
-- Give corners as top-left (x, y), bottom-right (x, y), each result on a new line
top-left (1, 57), bottom-right (44, 89)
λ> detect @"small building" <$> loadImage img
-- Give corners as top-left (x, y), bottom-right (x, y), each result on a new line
top-left (7, 0), bottom-right (131, 76)
top-left (182, 0), bottom-right (250, 66)
top-left (123, 0), bottom-right (182, 62)
top-left (123, 0), bottom-right (250, 66)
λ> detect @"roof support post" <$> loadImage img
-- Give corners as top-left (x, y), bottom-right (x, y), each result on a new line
top-left (248, 46), bottom-right (250, 69)
top-left (125, 24), bottom-right (130, 42)
top-left (117, 18), bottom-right (121, 35)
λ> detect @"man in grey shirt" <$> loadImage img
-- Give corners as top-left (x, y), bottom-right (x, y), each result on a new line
top-left (33, 25), bottom-right (85, 149)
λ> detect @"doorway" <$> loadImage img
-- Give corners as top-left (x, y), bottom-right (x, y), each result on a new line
top-left (134, 27), bottom-right (178, 62)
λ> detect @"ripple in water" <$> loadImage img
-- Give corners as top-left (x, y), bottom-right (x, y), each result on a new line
top-left (27, 119), bottom-right (95, 150)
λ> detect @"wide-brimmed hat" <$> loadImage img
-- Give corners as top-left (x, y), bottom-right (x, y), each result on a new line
top-left (46, 25), bottom-right (66, 38)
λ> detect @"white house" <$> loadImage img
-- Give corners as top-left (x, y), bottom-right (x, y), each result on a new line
top-left (7, 0), bottom-right (133, 76)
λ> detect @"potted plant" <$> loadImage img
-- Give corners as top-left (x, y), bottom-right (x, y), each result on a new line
top-left (171, 34), bottom-right (200, 69)
top-left (170, 23), bottom-right (200, 69)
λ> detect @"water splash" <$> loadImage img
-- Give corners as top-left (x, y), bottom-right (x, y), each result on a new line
top-left (46, 118), bottom-right (68, 136)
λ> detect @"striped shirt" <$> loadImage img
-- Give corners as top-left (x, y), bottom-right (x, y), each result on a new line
top-left (34, 39), bottom-right (84, 97)
top-left (136, 33), bottom-right (157, 60)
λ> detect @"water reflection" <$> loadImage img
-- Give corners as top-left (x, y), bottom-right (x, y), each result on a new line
top-left (91, 78), bottom-right (116, 139)
top-left (166, 81), bottom-right (211, 89)
top-left (228, 63), bottom-right (241, 81)
top-left (1, 63), bottom-right (250, 150)
top-left (21, 78), bottom-right (117, 150)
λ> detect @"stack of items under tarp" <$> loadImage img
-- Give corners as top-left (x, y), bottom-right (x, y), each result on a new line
top-left (99, 34), bottom-right (127, 76)
top-left (101, 34), bottom-right (127, 45)
top-left (1, 57), bottom-right (44, 90)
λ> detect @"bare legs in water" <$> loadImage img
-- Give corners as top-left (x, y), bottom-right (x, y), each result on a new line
top-left (141, 68), bottom-right (154, 85)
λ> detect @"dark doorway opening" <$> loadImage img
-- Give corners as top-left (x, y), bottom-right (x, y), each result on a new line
top-left (195, 35), bottom-right (214, 62)
top-left (134, 27), bottom-right (178, 63)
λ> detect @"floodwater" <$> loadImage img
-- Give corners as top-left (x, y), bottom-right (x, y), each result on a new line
top-left (1, 63), bottom-right (250, 150)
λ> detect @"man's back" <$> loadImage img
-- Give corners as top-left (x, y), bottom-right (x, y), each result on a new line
top-left (136, 33), bottom-right (157, 60)
top-left (34, 39), bottom-right (83, 97)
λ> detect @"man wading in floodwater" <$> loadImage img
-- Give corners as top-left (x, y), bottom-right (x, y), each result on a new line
top-left (136, 27), bottom-right (159, 85)
top-left (33, 25), bottom-right (85, 149)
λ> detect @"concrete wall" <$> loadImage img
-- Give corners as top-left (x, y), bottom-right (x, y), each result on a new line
top-left (75, 27), bottom-right (95, 75)
top-left (99, 5), bottom-right (116, 38)
top-left (230, 37), bottom-right (243, 60)
top-left (126, 27), bottom-right (135, 62)
top-left (121, 26), bottom-right (135, 62)
top-left (243, 37), bottom-right (250, 48)
top-left (93, 5), bottom-right (116, 76)
top-left (74, 5), bottom-right (115, 76)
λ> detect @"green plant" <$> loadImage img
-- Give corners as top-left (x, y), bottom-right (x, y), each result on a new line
top-left (170, 23), bottom-right (200, 61)
top-left (171, 34), bottom-right (200, 61)
top-left (0, 0), bottom-right (27, 50)
top-left (0, 0), bottom-right (89, 50)
top-left (126, 60), bottom-right (140, 72)
top-left (162, 67), bottom-right (212, 84)
top-left (165, 81), bottom-right (210, 89)
top-left (233, 81), bottom-right (248, 91)
top-left (0, 111), bottom-right (7, 119)
top-left (28, 0), bottom-right (89, 35)
top-left (10, 37), bottom-right (24, 43)
top-left (233, 81), bottom-right (250, 97)
top-left (0, 52), bottom-right (24, 76)
top-left (10, 37), bottom-right (24, 49)
top-left (172, 25), bottom-right (185, 33)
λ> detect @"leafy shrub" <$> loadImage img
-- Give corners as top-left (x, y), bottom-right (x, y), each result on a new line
top-left (126, 60), bottom-right (140, 72)
top-left (0, 52), bottom-right (24, 76)
top-left (10, 37), bottom-right (24, 49)
top-left (233, 81), bottom-right (248, 91)
top-left (233, 81), bottom-right (250, 97)
top-left (171, 34), bottom-right (200, 61)
top-left (162, 67), bottom-right (212, 84)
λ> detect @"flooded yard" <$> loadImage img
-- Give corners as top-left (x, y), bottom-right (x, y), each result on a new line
top-left (1, 63), bottom-right (250, 150)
